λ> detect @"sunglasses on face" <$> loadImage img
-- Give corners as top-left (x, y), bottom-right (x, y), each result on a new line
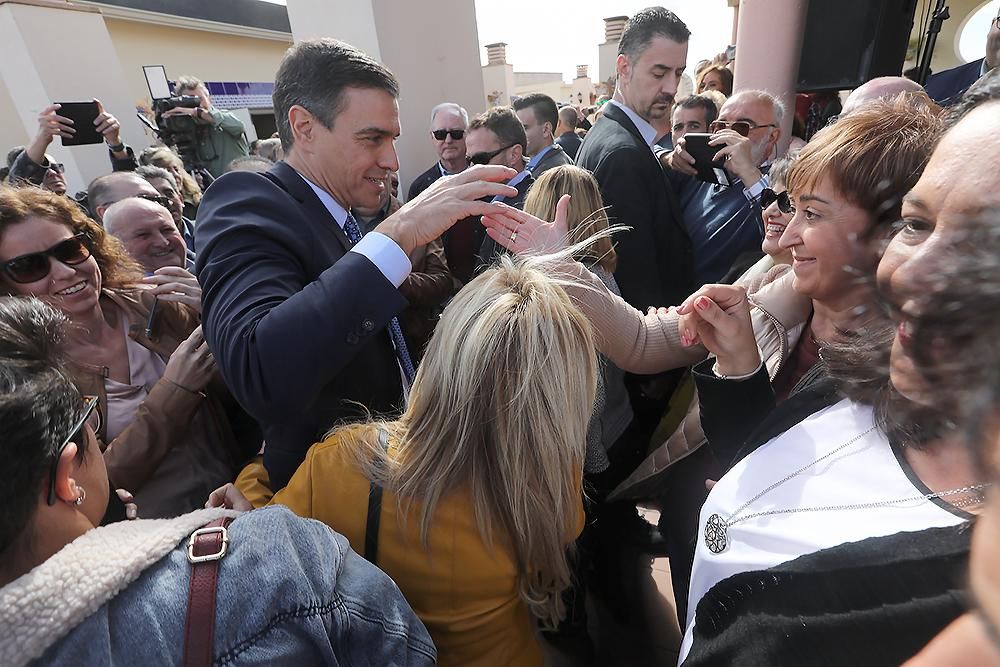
top-left (760, 188), bottom-right (795, 214)
top-left (432, 129), bottom-right (465, 141)
top-left (48, 395), bottom-right (102, 505)
top-left (1, 233), bottom-right (92, 284)
top-left (467, 144), bottom-right (515, 166)
top-left (709, 120), bottom-right (779, 137)
top-left (46, 162), bottom-right (66, 175)
top-left (136, 193), bottom-right (172, 211)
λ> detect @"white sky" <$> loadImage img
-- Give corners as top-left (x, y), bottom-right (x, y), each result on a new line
top-left (474, 0), bottom-right (734, 81)
top-left (258, 0), bottom-right (735, 81)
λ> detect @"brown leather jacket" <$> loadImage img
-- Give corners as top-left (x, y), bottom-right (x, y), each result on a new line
top-left (71, 288), bottom-right (255, 516)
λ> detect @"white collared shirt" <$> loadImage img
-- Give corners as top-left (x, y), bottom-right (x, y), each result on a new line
top-left (607, 99), bottom-right (658, 149)
top-left (298, 173), bottom-right (411, 288)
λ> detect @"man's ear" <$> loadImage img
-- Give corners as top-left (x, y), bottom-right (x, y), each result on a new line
top-left (616, 54), bottom-right (631, 83)
top-left (509, 144), bottom-right (524, 167)
top-left (288, 105), bottom-right (317, 151)
top-left (543, 121), bottom-right (553, 139)
top-left (52, 441), bottom-right (81, 504)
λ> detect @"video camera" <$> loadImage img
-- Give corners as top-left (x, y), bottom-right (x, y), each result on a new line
top-left (138, 65), bottom-right (211, 178)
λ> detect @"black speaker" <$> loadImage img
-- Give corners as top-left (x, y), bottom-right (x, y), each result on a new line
top-left (797, 0), bottom-right (919, 92)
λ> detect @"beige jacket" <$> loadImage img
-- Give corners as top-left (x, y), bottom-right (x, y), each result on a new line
top-left (557, 260), bottom-right (811, 501)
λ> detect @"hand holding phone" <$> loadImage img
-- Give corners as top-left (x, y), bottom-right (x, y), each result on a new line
top-left (682, 133), bottom-right (731, 186)
top-left (55, 101), bottom-right (104, 146)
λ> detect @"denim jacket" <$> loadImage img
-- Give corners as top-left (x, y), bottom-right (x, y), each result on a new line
top-left (0, 506), bottom-right (436, 666)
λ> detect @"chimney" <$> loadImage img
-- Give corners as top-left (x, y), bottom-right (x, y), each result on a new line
top-left (485, 42), bottom-right (508, 66)
top-left (575, 65), bottom-right (589, 79)
top-left (604, 16), bottom-right (629, 44)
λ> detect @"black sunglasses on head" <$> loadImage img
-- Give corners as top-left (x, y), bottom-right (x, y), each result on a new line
top-left (432, 129), bottom-right (465, 141)
top-left (760, 188), bottom-right (795, 214)
top-left (1, 233), bottom-right (92, 284)
top-left (46, 162), bottom-right (66, 175)
top-left (48, 395), bottom-right (102, 505)
top-left (467, 144), bottom-right (515, 166)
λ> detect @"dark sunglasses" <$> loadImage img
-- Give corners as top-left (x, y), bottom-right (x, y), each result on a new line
top-left (760, 188), bottom-right (795, 214)
top-left (46, 162), bottom-right (66, 175)
top-left (1, 233), bottom-right (92, 284)
top-left (709, 120), bottom-right (778, 137)
top-left (48, 395), bottom-right (102, 505)
top-left (137, 193), bottom-right (172, 211)
top-left (467, 144), bottom-right (515, 166)
top-left (432, 129), bottom-right (465, 141)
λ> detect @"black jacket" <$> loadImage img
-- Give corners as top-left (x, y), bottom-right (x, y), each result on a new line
top-left (683, 524), bottom-right (970, 666)
top-left (195, 161), bottom-right (407, 490)
top-left (555, 132), bottom-right (582, 161)
top-left (528, 142), bottom-right (573, 177)
top-left (575, 103), bottom-right (694, 309)
top-left (406, 163), bottom-right (443, 202)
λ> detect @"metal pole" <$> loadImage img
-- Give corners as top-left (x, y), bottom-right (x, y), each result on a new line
top-left (916, 0), bottom-right (950, 85)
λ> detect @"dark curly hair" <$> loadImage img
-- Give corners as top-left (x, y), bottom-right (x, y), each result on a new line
top-left (0, 186), bottom-right (142, 290)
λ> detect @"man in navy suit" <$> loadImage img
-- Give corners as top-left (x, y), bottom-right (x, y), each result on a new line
top-left (195, 39), bottom-right (516, 490)
top-left (925, 8), bottom-right (998, 105)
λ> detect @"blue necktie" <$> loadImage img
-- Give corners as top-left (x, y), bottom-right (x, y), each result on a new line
top-left (343, 213), bottom-right (416, 385)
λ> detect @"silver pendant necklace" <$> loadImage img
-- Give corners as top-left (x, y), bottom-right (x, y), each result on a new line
top-left (703, 425), bottom-right (989, 554)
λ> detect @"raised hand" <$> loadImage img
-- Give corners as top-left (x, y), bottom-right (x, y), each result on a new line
top-left (141, 267), bottom-right (202, 314)
top-left (481, 193), bottom-right (572, 255)
top-left (375, 165), bottom-right (518, 254)
top-left (93, 99), bottom-right (122, 148)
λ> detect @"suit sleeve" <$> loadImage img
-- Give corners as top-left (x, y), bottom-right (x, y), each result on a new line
top-left (194, 173), bottom-right (407, 423)
top-left (591, 148), bottom-right (672, 309)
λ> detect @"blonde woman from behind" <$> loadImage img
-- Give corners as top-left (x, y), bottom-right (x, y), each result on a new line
top-left (220, 254), bottom-right (599, 666)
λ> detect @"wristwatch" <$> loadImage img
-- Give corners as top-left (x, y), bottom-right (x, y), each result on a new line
top-left (107, 141), bottom-right (125, 152)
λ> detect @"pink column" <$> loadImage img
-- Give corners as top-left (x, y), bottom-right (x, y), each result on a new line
top-left (733, 0), bottom-right (810, 154)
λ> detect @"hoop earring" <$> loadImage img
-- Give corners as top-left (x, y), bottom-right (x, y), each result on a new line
top-left (71, 487), bottom-right (86, 506)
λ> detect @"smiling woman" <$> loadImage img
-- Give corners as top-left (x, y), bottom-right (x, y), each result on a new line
top-left (0, 187), bottom-right (259, 518)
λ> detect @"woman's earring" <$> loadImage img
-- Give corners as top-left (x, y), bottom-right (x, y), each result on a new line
top-left (71, 487), bottom-right (86, 506)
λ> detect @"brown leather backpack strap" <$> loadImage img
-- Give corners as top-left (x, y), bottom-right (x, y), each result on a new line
top-left (183, 517), bottom-right (233, 667)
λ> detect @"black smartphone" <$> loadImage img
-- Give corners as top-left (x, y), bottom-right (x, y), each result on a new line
top-left (683, 133), bottom-right (731, 186)
top-left (55, 101), bottom-right (104, 146)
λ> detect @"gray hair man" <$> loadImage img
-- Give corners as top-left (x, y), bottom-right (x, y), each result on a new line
top-left (406, 102), bottom-right (470, 201)
top-left (662, 89), bottom-right (785, 284)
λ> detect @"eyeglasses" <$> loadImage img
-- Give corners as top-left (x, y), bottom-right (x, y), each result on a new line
top-left (760, 188), bottom-right (795, 214)
top-left (48, 395), bottom-right (101, 505)
top-left (1, 233), bottom-right (92, 284)
top-left (467, 144), bottom-right (515, 166)
top-left (709, 120), bottom-right (779, 137)
top-left (47, 162), bottom-right (65, 175)
top-left (432, 129), bottom-right (465, 141)
top-left (136, 193), bottom-right (172, 211)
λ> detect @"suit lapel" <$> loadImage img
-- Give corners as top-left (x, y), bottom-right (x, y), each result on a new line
top-left (269, 161), bottom-right (353, 252)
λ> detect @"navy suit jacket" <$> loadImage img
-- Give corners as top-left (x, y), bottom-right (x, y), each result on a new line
top-left (925, 58), bottom-right (984, 106)
top-left (195, 161), bottom-right (407, 489)
top-left (575, 103), bottom-right (694, 309)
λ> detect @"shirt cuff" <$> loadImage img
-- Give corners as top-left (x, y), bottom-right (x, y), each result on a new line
top-left (349, 232), bottom-right (412, 288)
top-left (743, 173), bottom-right (770, 203)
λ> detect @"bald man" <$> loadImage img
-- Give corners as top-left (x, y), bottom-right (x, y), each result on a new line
top-left (841, 76), bottom-right (928, 116)
top-left (87, 171), bottom-right (162, 223)
top-left (104, 197), bottom-right (189, 273)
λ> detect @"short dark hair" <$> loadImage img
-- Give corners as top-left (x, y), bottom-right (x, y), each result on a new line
top-left (674, 94), bottom-right (718, 126)
top-left (468, 107), bottom-right (527, 153)
top-left (0, 297), bottom-right (83, 555)
top-left (558, 106), bottom-right (578, 130)
top-left (272, 38), bottom-right (399, 152)
top-left (618, 7), bottom-right (691, 60)
top-left (513, 93), bottom-right (559, 133)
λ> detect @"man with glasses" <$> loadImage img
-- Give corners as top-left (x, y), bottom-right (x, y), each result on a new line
top-left (8, 100), bottom-right (137, 197)
top-left (925, 9), bottom-right (999, 106)
top-left (454, 106), bottom-right (533, 280)
top-left (407, 102), bottom-right (470, 201)
top-left (662, 90), bottom-right (783, 285)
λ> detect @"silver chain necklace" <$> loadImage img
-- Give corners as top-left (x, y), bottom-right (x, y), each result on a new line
top-left (704, 426), bottom-right (990, 554)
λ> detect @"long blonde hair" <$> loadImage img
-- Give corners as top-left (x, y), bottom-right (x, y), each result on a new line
top-left (339, 254), bottom-right (598, 629)
top-left (524, 164), bottom-right (617, 272)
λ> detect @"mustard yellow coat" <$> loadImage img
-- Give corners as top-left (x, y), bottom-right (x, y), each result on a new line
top-left (237, 427), bottom-right (585, 667)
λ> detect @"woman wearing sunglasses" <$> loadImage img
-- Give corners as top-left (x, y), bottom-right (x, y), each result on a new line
top-left (0, 187), bottom-right (257, 518)
top-left (0, 297), bottom-right (434, 666)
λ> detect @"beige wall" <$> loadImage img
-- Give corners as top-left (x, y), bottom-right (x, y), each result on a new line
top-left (0, 75), bottom-right (26, 163)
top-left (103, 17), bottom-right (290, 119)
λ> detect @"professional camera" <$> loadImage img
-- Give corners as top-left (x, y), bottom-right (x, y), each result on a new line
top-left (151, 95), bottom-right (207, 174)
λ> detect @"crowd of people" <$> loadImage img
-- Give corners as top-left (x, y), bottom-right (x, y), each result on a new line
top-left (1, 4), bottom-right (999, 666)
